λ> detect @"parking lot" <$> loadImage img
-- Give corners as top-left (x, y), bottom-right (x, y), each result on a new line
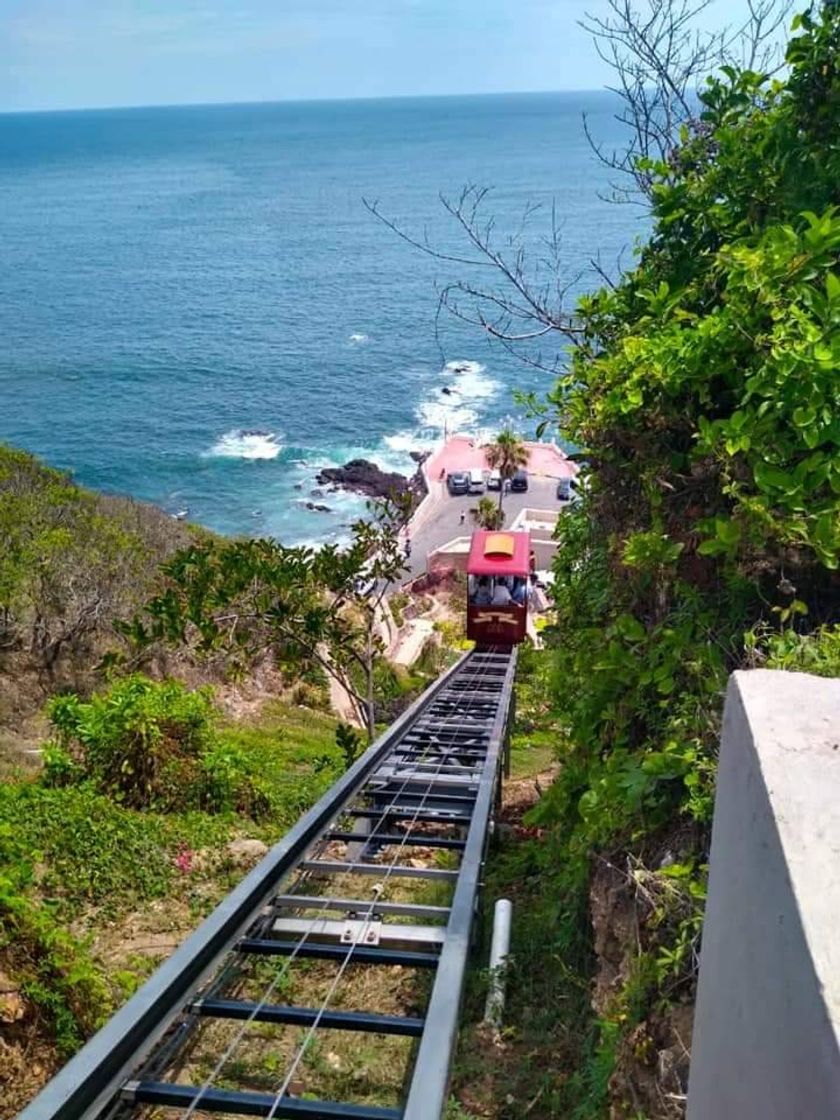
top-left (402, 472), bottom-right (563, 581)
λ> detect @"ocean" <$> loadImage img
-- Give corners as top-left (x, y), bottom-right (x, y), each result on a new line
top-left (0, 93), bottom-right (643, 544)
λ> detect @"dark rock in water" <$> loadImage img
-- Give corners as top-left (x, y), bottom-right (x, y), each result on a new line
top-left (409, 450), bottom-right (430, 464)
top-left (316, 456), bottom-right (429, 511)
top-left (310, 487), bottom-right (324, 497)
top-left (305, 501), bottom-right (331, 513)
top-left (294, 483), bottom-right (303, 490)
top-left (441, 386), bottom-right (453, 396)
top-left (316, 458), bottom-right (410, 499)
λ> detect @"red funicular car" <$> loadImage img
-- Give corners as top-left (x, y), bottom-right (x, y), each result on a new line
top-left (466, 529), bottom-right (531, 646)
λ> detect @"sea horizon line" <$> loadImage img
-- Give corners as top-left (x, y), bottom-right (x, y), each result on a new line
top-left (0, 87), bottom-right (616, 119)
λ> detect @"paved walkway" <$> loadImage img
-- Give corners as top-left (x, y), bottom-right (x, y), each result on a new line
top-left (402, 473), bottom-right (561, 582)
top-left (425, 436), bottom-right (575, 482)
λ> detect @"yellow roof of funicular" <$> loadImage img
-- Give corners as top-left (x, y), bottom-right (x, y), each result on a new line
top-left (467, 530), bottom-right (531, 575)
top-left (484, 533), bottom-right (515, 557)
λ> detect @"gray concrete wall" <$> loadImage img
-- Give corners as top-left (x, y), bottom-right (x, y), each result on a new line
top-left (688, 670), bottom-right (840, 1119)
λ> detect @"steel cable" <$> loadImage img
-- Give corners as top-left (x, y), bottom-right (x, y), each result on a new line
top-left (175, 650), bottom-right (506, 1119)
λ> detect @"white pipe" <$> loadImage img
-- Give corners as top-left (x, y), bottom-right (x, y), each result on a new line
top-left (484, 898), bottom-right (513, 1029)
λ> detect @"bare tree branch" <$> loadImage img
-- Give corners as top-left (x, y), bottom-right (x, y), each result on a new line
top-left (580, 0), bottom-right (792, 203)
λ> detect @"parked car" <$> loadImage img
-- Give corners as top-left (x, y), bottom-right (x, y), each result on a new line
top-left (468, 468), bottom-right (485, 494)
top-left (486, 470), bottom-right (501, 490)
top-left (446, 470), bottom-right (470, 496)
top-left (510, 469), bottom-right (529, 493)
top-left (557, 477), bottom-right (572, 501)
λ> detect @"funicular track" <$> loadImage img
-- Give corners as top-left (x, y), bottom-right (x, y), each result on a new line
top-left (22, 647), bottom-right (517, 1120)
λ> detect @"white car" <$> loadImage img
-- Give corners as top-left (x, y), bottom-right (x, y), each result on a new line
top-left (486, 470), bottom-right (502, 490)
top-left (468, 468), bottom-right (485, 494)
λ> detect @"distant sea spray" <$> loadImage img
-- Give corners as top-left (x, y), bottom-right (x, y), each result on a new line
top-left (204, 430), bottom-right (284, 460)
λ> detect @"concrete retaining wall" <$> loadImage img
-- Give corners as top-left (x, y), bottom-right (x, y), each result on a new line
top-left (688, 669), bottom-right (840, 1119)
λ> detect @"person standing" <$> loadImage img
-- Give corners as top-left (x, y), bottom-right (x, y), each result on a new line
top-left (460, 509), bottom-right (466, 525)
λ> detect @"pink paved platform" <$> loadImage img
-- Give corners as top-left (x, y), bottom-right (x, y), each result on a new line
top-left (426, 435), bottom-right (576, 481)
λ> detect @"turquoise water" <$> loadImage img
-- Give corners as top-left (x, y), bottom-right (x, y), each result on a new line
top-left (0, 93), bottom-right (642, 543)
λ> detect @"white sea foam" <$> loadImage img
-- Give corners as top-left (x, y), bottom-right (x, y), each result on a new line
top-left (348, 332), bottom-right (369, 344)
top-left (416, 399), bottom-right (479, 432)
top-left (204, 429), bottom-right (283, 460)
top-left (403, 359), bottom-right (500, 436)
top-left (382, 431), bottom-right (426, 455)
top-left (376, 359), bottom-right (503, 460)
top-left (441, 359), bottom-right (499, 400)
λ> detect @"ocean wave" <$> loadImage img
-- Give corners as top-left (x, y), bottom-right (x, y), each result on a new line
top-left (442, 358), bottom-right (484, 376)
top-left (204, 429), bottom-right (283, 460)
top-left (440, 358), bottom-right (499, 400)
top-left (292, 441), bottom-right (417, 479)
top-left (382, 431), bottom-right (426, 455)
top-left (348, 332), bottom-right (369, 344)
top-left (416, 399), bottom-right (479, 432)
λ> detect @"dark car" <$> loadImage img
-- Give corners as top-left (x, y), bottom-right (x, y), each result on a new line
top-left (510, 469), bottom-right (529, 493)
top-left (446, 471), bottom-right (470, 495)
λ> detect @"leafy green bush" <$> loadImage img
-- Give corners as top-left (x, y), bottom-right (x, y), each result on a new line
top-left (0, 444), bottom-right (193, 673)
top-left (0, 783), bottom-right (173, 908)
top-left (0, 820), bottom-right (112, 1053)
top-left (529, 6), bottom-right (840, 1106)
top-left (43, 674), bottom-right (273, 815)
top-left (757, 623), bottom-right (840, 677)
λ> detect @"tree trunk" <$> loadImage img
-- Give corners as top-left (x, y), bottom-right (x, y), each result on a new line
top-left (364, 628), bottom-right (375, 742)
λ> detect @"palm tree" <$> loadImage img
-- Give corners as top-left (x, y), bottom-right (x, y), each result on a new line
top-left (484, 429), bottom-right (528, 515)
top-left (471, 496), bottom-right (504, 530)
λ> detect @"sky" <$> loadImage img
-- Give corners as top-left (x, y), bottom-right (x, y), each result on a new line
top-left (1, 0), bottom-right (786, 113)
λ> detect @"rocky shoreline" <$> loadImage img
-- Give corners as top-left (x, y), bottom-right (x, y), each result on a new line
top-left (315, 454), bottom-right (428, 508)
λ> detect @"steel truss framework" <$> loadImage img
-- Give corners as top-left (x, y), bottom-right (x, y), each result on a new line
top-left (21, 647), bottom-right (517, 1120)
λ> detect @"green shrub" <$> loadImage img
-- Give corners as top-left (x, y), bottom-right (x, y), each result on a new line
top-left (0, 820), bottom-right (112, 1053)
top-left (0, 784), bottom-right (173, 908)
top-left (42, 674), bottom-right (279, 816)
top-left (46, 675), bottom-right (217, 810)
top-left (522, 8), bottom-right (840, 1106)
top-left (758, 623), bottom-right (840, 677)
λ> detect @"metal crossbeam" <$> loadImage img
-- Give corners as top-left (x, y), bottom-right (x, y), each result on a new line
top-left (192, 999), bottom-right (425, 1037)
top-left (270, 916), bottom-right (446, 947)
top-left (325, 830), bottom-right (467, 850)
top-left (122, 1082), bottom-right (401, 1118)
top-left (237, 938), bottom-right (440, 968)
top-left (273, 893), bottom-right (450, 920)
top-left (300, 859), bottom-right (458, 881)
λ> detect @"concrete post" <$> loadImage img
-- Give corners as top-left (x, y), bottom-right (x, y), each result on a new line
top-left (484, 899), bottom-right (513, 1030)
top-left (688, 669), bottom-right (840, 1119)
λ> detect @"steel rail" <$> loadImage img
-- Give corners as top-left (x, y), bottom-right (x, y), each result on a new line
top-left (20, 645), bottom-right (517, 1120)
top-left (403, 648), bottom-right (518, 1120)
top-left (19, 651), bottom-right (473, 1120)
top-left (179, 652), bottom-right (503, 1120)
top-left (261, 651), bottom-right (509, 1119)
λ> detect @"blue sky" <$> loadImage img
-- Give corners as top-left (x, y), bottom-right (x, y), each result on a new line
top-left (1, 0), bottom-right (785, 113)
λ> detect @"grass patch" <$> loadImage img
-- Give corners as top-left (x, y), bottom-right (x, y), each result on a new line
top-left (0, 690), bottom-right (342, 1097)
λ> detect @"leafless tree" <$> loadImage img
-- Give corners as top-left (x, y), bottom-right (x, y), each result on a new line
top-left (581, 0), bottom-right (793, 203)
top-left (365, 186), bottom-right (586, 377)
top-left (366, 0), bottom-right (794, 370)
